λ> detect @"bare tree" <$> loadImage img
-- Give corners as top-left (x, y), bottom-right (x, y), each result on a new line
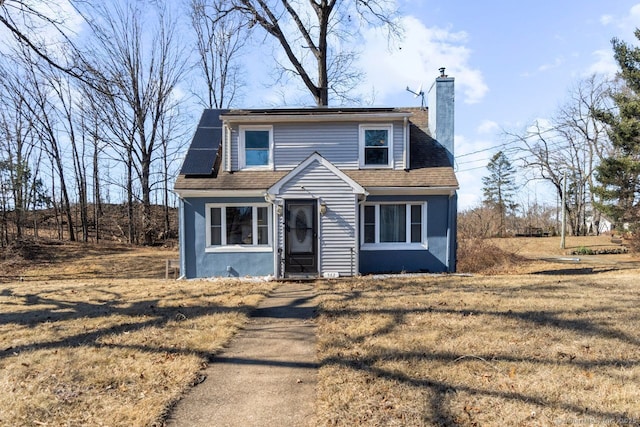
top-left (0, 0), bottom-right (105, 88)
top-left (0, 62), bottom-right (39, 241)
top-left (190, 0), bottom-right (248, 108)
top-left (508, 75), bottom-right (613, 235)
top-left (77, 89), bottom-right (107, 242)
top-left (214, 0), bottom-right (400, 106)
top-left (18, 54), bottom-right (77, 241)
top-left (85, 1), bottom-right (187, 245)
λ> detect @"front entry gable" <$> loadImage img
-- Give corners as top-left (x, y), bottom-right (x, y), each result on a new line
top-left (267, 152), bottom-right (366, 197)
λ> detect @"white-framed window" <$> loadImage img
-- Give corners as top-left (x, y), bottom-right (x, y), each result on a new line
top-left (206, 203), bottom-right (272, 252)
top-left (361, 202), bottom-right (427, 249)
top-left (238, 125), bottom-right (273, 170)
top-left (359, 124), bottom-right (393, 168)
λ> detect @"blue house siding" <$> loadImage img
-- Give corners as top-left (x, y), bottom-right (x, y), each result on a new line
top-left (359, 195), bottom-right (455, 274)
top-left (176, 100), bottom-right (458, 278)
top-left (180, 197), bottom-right (275, 278)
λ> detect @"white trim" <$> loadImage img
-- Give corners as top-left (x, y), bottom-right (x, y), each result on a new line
top-left (359, 124), bottom-right (394, 169)
top-left (222, 112), bottom-right (412, 124)
top-left (205, 203), bottom-right (273, 250)
top-left (268, 152), bottom-right (367, 196)
top-left (316, 198), bottom-right (322, 276)
top-left (175, 189), bottom-right (266, 198)
top-left (176, 187), bottom-right (456, 200)
top-left (205, 246), bottom-right (272, 253)
top-left (238, 125), bottom-right (274, 170)
top-left (360, 202), bottom-right (428, 249)
top-left (365, 187), bottom-right (458, 196)
top-left (361, 243), bottom-right (426, 251)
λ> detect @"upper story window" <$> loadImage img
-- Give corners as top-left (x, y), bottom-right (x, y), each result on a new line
top-left (206, 203), bottom-right (271, 252)
top-left (361, 202), bottom-right (427, 250)
top-left (359, 124), bottom-right (393, 168)
top-left (239, 125), bottom-right (273, 170)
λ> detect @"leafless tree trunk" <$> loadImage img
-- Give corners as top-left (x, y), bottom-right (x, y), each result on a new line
top-left (44, 71), bottom-right (91, 241)
top-left (84, 1), bottom-right (186, 245)
top-left (508, 75), bottom-right (613, 236)
top-left (0, 60), bottom-right (50, 242)
top-left (216, 0), bottom-right (400, 106)
top-left (16, 53), bottom-right (76, 241)
top-left (190, 0), bottom-right (248, 108)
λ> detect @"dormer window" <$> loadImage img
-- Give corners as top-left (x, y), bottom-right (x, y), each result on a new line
top-left (359, 124), bottom-right (393, 168)
top-left (239, 125), bottom-right (273, 169)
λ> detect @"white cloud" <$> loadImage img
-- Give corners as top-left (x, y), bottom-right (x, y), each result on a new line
top-left (629, 4), bottom-right (640, 26)
top-left (476, 120), bottom-right (499, 135)
top-left (538, 56), bottom-right (564, 72)
top-left (357, 15), bottom-right (488, 105)
top-left (608, 3), bottom-right (640, 34)
top-left (585, 49), bottom-right (618, 77)
top-left (600, 14), bottom-right (613, 26)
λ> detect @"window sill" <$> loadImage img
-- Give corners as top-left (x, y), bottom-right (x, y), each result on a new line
top-left (238, 165), bottom-right (273, 171)
top-left (205, 245), bottom-right (273, 253)
top-left (360, 243), bottom-right (428, 251)
top-left (359, 164), bottom-right (393, 169)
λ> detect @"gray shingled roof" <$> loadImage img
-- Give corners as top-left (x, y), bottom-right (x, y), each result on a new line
top-left (174, 107), bottom-right (458, 191)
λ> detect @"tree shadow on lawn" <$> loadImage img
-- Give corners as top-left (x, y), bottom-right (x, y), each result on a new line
top-left (0, 287), bottom-right (269, 361)
top-left (316, 284), bottom-right (640, 425)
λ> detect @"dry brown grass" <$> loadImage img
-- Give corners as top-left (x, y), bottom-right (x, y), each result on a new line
top-left (316, 267), bottom-right (640, 426)
top-left (458, 235), bottom-right (640, 275)
top-left (0, 242), bottom-right (277, 426)
top-left (3, 237), bottom-right (640, 426)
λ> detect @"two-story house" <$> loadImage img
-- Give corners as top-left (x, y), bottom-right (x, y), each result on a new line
top-left (174, 74), bottom-right (458, 279)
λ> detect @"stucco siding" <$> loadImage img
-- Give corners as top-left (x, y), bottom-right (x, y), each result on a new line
top-left (359, 195), bottom-right (454, 273)
top-left (181, 197), bottom-right (275, 278)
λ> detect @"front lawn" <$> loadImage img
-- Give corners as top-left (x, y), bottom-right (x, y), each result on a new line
top-left (316, 271), bottom-right (640, 426)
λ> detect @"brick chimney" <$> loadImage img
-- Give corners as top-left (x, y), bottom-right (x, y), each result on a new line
top-left (428, 69), bottom-right (455, 165)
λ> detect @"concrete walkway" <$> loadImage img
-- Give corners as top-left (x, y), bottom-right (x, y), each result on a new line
top-left (166, 281), bottom-right (317, 427)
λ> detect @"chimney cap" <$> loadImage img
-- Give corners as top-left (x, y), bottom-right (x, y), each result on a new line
top-left (439, 67), bottom-right (447, 78)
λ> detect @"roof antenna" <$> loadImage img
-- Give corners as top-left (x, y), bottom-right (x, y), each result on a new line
top-left (406, 83), bottom-right (425, 109)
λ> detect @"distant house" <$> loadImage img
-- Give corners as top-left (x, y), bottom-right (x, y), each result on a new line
top-left (585, 206), bottom-right (614, 235)
top-left (174, 74), bottom-right (458, 279)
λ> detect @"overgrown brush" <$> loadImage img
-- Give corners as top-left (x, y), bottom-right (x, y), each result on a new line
top-left (457, 238), bottom-right (527, 273)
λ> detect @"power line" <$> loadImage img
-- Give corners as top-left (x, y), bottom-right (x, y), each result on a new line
top-left (455, 125), bottom-right (561, 159)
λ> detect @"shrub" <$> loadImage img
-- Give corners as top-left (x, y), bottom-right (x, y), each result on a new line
top-left (574, 246), bottom-right (594, 255)
top-left (457, 238), bottom-right (527, 273)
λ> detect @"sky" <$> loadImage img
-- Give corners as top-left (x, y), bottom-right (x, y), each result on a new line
top-left (360, 0), bottom-right (640, 210)
top-left (4, 0), bottom-right (640, 211)
top-left (245, 0), bottom-right (640, 211)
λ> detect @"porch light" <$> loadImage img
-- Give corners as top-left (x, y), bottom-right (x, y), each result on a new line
top-left (319, 200), bottom-right (327, 216)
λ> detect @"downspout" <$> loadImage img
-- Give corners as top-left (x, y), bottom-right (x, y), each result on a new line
top-left (264, 192), bottom-right (281, 278)
top-left (177, 195), bottom-right (186, 280)
top-left (446, 190), bottom-right (456, 273)
top-left (355, 191), bottom-right (370, 276)
top-left (403, 116), bottom-right (409, 170)
top-left (224, 123), bottom-right (231, 172)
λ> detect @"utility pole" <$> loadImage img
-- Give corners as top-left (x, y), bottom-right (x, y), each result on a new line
top-left (560, 170), bottom-right (567, 250)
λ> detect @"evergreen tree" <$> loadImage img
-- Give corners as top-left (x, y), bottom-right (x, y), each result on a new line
top-left (482, 151), bottom-right (519, 236)
top-left (593, 30), bottom-right (640, 231)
